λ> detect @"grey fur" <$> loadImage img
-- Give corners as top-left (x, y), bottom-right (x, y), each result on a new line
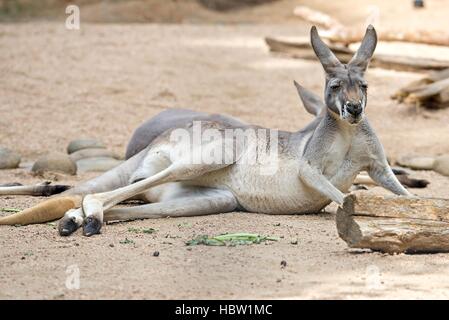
top-left (54, 25), bottom-right (410, 236)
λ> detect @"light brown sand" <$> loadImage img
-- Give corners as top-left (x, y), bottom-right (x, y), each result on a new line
top-left (1, 16), bottom-right (449, 299)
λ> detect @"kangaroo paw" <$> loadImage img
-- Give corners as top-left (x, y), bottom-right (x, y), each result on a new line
top-left (58, 208), bottom-right (83, 236)
top-left (82, 216), bottom-right (102, 237)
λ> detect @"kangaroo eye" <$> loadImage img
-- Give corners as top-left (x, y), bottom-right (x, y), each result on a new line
top-left (330, 83), bottom-right (341, 90)
top-left (360, 83), bottom-right (368, 89)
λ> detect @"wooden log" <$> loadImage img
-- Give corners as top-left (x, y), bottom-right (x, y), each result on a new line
top-left (265, 37), bottom-right (449, 72)
top-left (406, 78), bottom-right (449, 101)
top-left (400, 77), bottom-right (449, 108)
top-left (337, 193), bottom-right (449, 254)
top-left (328, 29), bottom-right (449, 48)
top-left (293, 6), bottom-right (345, 31)
top-left (294, 5), bottom-right (449, 47)
top-left (372, 55), bottom-right (449, 72)
top-left (265, 37), bottom-right (353, 62)
top-left (392, 68), bottom-right (449, 101)
top-left (435, 87), bottom-right (449, 103)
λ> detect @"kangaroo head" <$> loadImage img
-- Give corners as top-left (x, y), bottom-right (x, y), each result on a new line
top-left (310, 25), bottom-right (377, 125)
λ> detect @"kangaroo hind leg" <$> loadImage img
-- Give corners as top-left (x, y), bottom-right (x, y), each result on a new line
top-left (78, 136), bottom-right (237, 236)
top-left (104, 187), bottom-right (238, 222)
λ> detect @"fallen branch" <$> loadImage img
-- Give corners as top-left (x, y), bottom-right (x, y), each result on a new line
top-left (265, 37), bottom-right (352, 61)
top-left (392, 68), bottom-right (449, 108)
top-left (265, 37), bottom-right (449, 72)
top-left (293, 6), bottom-right (345, 31)
top-left (294, 5), bottom-right (449, 47)
top-left (337, 193), bottom-right (449, 254)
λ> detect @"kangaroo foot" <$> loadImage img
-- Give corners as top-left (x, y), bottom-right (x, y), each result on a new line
top-left (58, 208), bottom-right (83, 236)
top-left (82, 216), bottom-right (102, 236)
top-left (82, 195), bottom-right (104, 236)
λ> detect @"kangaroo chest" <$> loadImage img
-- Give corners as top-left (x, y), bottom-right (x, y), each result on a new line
top-left (190, 152), bottom-right (359, 214)
top-left (179, 119), bottom-right (364, 214)
top-left (319, 132), bottom-right (350, 177)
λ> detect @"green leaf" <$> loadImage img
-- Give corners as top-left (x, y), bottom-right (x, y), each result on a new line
top-left (1, 208), bottom-right (20, 213)
top-left (142, 228), bottom-right (156, 234)
top-left (186, 233), bottom-right (278, 246)
top-left (119, 238), bottom-right (134, 245)
top-left (128, 227), bottom-right (156, 234)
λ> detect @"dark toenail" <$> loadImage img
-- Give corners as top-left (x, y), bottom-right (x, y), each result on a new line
top-left (58, 218), bottom-right (78, 236)
top-left (83, 217), bottom-right (102, 237)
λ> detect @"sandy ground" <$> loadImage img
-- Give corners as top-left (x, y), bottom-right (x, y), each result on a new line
top-left (1, 20), bottom-right (449, 299)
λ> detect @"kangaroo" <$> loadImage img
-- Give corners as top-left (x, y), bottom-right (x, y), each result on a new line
top-left (0, 25), bottom-right (410, 236)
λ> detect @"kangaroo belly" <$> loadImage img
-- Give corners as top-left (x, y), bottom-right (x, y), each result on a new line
top-left (190, 160), bottom-right (335, 214)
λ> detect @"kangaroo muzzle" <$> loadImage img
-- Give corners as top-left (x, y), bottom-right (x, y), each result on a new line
top-left (345, 101), bottom-right (363, 117)
top-left (342, 100), bottom-right (364, 124)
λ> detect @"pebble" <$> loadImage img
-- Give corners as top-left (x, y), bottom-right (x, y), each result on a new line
top-left (76, 157), bottom-right (123, 173)
top-left (69, 148), bottom-right (122, 162)
top-left (397, 155), bottom-right (435, 170)
top-left (67, 139), bottom-right (105, 154)
top-left (433, 155), bottom-right (449, 176)
top-left (153, 251), bottom-right (160, 257)
top-left (32, 152), bottom-right (77, 175)
top-left (0, 147), bottom-right (21, 169)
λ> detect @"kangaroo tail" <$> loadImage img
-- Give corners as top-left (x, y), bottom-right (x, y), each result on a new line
top-left (0, 195), bottom-right (82, 225)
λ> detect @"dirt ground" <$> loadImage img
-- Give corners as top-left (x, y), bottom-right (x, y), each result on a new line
top-left (1, 1), bottom-right (449, 300)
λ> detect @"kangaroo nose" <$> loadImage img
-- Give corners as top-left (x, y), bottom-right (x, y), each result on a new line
top-left (346, 102), bottom-right (362, 117)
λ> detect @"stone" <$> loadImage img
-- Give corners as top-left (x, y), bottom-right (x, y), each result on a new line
top-left (433, 155), bottom-right (449, 176)
top-left (397, 155), bottom-right (435, 170)
top-left (0, 147), bottom-right (21, 169)
top-left (67, 139), bottom-right (105, 154)
top-left (76, 157), bottom-right (123, 173)
top-left (69, 148), bottom-right (122, 162)
top-left (32, 152), bottom-right (77, 175)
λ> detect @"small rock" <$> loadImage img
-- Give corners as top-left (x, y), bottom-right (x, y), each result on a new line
top-left (32, 152), bottom-right (77, 175)
top-left (290, 239), bottom-right (298, 245)
top-left (0, 147), bottom-right (21, 169)
top-left (280, 260), bottom-right (287, 268)
top-left (153, 251), bottom-right (160, 257)
top-left (109, 243), bottom-right (115, 248)
top-left (67, 139), bottom-right (105, 154)
top-left (76, 157), bottom-right (123, 173)
top-left (433, 155), bottom-right (449, 176)
top-left (69, 148), bottom-right (122, 162)
top-left (397, 156), bottom-right (435, 170)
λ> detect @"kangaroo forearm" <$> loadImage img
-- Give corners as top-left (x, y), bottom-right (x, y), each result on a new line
top-left (298, 163), bottom-right (345, 204)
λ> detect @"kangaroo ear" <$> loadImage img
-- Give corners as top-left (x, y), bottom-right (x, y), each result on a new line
top-left (348, 25), bottom-right (377, 72)
top-left (294, 81), bottom-right (325, 117)
top-left (310, 26), bottom-right (343, 73)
